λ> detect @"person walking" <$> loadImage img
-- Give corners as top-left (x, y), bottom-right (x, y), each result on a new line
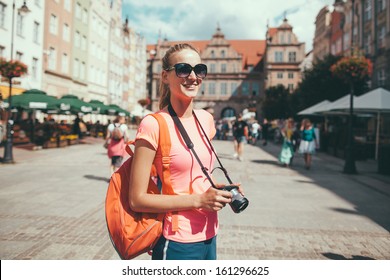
top-left (128, 43), bottom-right (242, 260)
top-left (249, 119), bottom-right (261, 145)
top-left (232, 113), bottom-right (249, 161)
top-left (278, 118), bottom-right (295, 167)
top-left (261, 118), bottom-right (270, 146)
top-left (298, 118), bottom-right (318, 170)
top-left (105, 116), bottom-right (128, 174)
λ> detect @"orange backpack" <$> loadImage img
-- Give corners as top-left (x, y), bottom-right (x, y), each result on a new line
top-left (105, 113), bottom-right (174, 259)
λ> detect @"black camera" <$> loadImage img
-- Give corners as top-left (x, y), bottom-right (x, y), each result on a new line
top-left (221, 185), bottom-right (249, 213)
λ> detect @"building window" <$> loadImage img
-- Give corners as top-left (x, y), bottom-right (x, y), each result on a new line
top-left (0, 45), bottom-right (4, 57)
top-left (208, 82), bottom-right (216, 95)
top-left (288, 52), bottom-right (296, 62)
top-left (221, 63), bottom-right (226, 73)
top-left (252, 83), bottom-right (259, 96)
top-left (64, 0), bottom-right (71, 11)
top-left (221, 83), bottom-right (227, 95)
top-left (277, 72), bottom-right (283, 79)
top-left (50, 14), bottom-right (58, 35)
top-left (73, 58), bottom-right (80, 78)
top-left (220, 50), bottom-right (225, 58)
top-left (279, 33), bottom-right (285, 44)
top-left (242, 82), bottom-right (249, 95)
top-left (377, 69), bottom-right (386, 86)
top-left (32, 58), bottom-right (38, 80)
top-left (76, 2), bottom-right (82, 19)
top-left (82, 9), bottom-right (88, 24)
top-left (275, 51), bottom-right (283, 62)
top-left (377, 0), bottom-right (386, 12)
top-left (378, 26), bottom-right (386, 48)
top-left (63, 23), bottom-right (70, 41)
top-left (15, 51), bottom-right (23, 61)
top-left (0, 2), bottom-right (6, 28)
top-left (81, 35), bottom-right (87, 51)
top-left (75, 31), bottom-right (81, 48)
top-left (288, 84), bottom-right (294, 92)
top-left (16, 13), bottom-right (26, 36)
top-left (364, 33), bottom-right (371, 55)
top-left (80, 62), bottom-right (86, 80)
top-left (48, 47), bottom-right (56, 70)
top-left (210, 50), bottom-right (215, 58)
top-left (364, 0), bottom-right (372, 21)
top-left (210, 63), bottom-right (216, 73)
top-left (288, 72), bottom-right (294, 79)
top-left (33, 21), bottom-right (40, 43)
top-left (61, 53), bottom-right (68, 74)
top-left (343, 31), bottom-right (350, 51)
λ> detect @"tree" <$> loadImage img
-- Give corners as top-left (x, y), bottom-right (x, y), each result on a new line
top-left (292, 54), bottom-right (371, 115)
top-left (262, 85), bottom-right (293, 120)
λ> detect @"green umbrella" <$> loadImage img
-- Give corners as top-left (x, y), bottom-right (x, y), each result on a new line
top-left (106, 104), bottom-right (131, 116)
top-left (57, 94), bottom-right (93, 114)
top-left (88, 99), bottom-right (111, 114)
top-left (5, 89), bottom-right (59, 111)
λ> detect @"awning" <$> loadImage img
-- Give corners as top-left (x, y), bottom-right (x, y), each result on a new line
top-left (0, 84), bottom-right (25, 99)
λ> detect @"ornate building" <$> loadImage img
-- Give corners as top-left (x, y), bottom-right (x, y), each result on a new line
top-left (264, 18), bottom-right (306, 93)
top-left (313, 0), bottom-right (390, 90)
top-left (147, 26), bottom-right (267, 120)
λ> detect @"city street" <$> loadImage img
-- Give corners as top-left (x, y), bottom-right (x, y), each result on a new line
top-left (0, 129), bottom-right (389, 260)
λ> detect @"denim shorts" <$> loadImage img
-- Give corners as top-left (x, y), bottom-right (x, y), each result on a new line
top-left (152, 235), bottom-right (217, 260)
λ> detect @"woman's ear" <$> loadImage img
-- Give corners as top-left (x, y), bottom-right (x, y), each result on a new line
top-left (162, 70), bottom-right (169, 84)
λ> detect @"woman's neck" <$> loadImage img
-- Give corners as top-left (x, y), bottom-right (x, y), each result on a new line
top-left (170, 99), bottom-right (193, 118)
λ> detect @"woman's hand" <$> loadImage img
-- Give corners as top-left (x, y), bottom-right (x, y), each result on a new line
top-left (196, 186), bottom-right (233, 211)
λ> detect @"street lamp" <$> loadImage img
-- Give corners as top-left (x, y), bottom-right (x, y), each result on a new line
top-left (334, 0), bottom-right (357, 174)
top-left (2, 1), bottom-right (30, 163)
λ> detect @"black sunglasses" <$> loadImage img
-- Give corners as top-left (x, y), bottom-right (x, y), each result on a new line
top-left (165, 63), bottom-right (207, 79)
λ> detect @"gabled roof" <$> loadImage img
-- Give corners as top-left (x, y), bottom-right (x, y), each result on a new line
top-left (147, 39), bottom-right (266, 70)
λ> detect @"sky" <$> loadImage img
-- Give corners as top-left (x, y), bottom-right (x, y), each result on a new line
top-left (122, 0), bottom-right (335, 52)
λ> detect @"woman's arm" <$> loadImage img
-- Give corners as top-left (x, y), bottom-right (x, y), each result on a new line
top-left (128, 139), bottom-right (232, 213)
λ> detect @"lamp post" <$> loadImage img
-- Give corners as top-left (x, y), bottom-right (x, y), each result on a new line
top-left (343, 0), bottom-right (357, 174)
top-left (2, 1), bottom-right (30, 163)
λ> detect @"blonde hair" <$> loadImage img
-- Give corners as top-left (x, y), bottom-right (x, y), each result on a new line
top-left (158, 43), bottom-right (201, 110)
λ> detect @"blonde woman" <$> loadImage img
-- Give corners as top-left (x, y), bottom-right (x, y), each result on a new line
top-left (128, 43), bottom-right (241, 260)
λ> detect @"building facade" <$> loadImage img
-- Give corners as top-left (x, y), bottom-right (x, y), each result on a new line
top-left (147, 27), bottom-right (267, 120)
top-left (0, 0), bottom-right (45, 98)
top-left (264, 18), bottom-right (306, 93)
top-left (313, 0), bottom-right (390, 90)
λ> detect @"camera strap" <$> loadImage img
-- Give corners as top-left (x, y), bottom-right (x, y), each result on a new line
top-left (168, 104), bottom-right (233, 188)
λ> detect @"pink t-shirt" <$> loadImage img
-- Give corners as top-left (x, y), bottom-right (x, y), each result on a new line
top-left (135, 109), bottom-right (217, 243)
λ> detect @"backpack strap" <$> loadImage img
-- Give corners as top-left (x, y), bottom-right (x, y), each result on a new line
top-left (150, 113), bottom-right (179, 232)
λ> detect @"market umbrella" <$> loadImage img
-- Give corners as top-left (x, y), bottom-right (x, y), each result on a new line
top-left (106, 104), bottom-right (131, 116)
top-left (4, 89), bottom-right (59, 111)
top-left (88, 99), bottom-right (111, 114)
top-left (57, 94), bottom-right (93, 114)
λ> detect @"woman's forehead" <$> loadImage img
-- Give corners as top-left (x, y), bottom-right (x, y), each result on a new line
top-left (170, 49), bottom-right (201, 64)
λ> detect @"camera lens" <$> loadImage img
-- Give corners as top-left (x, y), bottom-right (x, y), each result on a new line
top-left (221, 185), bottom-right (249, 213)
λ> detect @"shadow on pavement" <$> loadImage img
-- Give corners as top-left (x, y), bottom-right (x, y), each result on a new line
top-left (84, 174), bottom-right (110, 183)
top-left (322, 252), bottom-right (375, 260)
top-left (254, 142), bottom-right (390, 232)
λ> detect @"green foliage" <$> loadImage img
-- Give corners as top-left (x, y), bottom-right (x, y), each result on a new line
top-left (262, 85), bottom-right (293, 119)
top-left (292, 54), bottom-right (370, 115)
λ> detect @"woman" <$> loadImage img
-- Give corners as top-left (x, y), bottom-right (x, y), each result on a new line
top-left (298, 118), bottom-right (318, 170)
top-left (128, 43), bottom-right (240, 260)
top-left (105, 116), bottom-right (128, 174)
top-left (278, 118), bottom-right (295, 167)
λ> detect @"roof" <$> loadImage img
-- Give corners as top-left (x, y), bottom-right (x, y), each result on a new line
top-left (147, 39), bottom-right (266, 70)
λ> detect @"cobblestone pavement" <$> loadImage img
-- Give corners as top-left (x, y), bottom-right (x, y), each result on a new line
top-left (0, 131), bottom-right (389, 260)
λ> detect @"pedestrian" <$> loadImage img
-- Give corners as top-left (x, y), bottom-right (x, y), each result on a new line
top-left (249, 119), bottom-right (260, 145)
top-left (298, 118), bottom-right (318, 170)
top-left (278, 118), bottom-right (295, 167)
top-left (128, 43), bottom-right (242, 260)
top-left (232, 113), bottom-right (249, 161)
top-left (105, 115), bottom-right (128, 174)
top-left (261, 118), bottom-right (270, 146)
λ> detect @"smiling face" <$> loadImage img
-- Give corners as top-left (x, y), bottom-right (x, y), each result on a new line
top-left (163, 49), bottom-right (203, 102)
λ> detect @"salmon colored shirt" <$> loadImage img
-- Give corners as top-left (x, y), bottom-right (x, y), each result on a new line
top-left (135, 109), bottom-right (217, 243)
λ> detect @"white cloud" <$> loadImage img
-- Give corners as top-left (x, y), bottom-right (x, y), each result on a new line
top-left (123, 0), bottom-right (334, 51)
